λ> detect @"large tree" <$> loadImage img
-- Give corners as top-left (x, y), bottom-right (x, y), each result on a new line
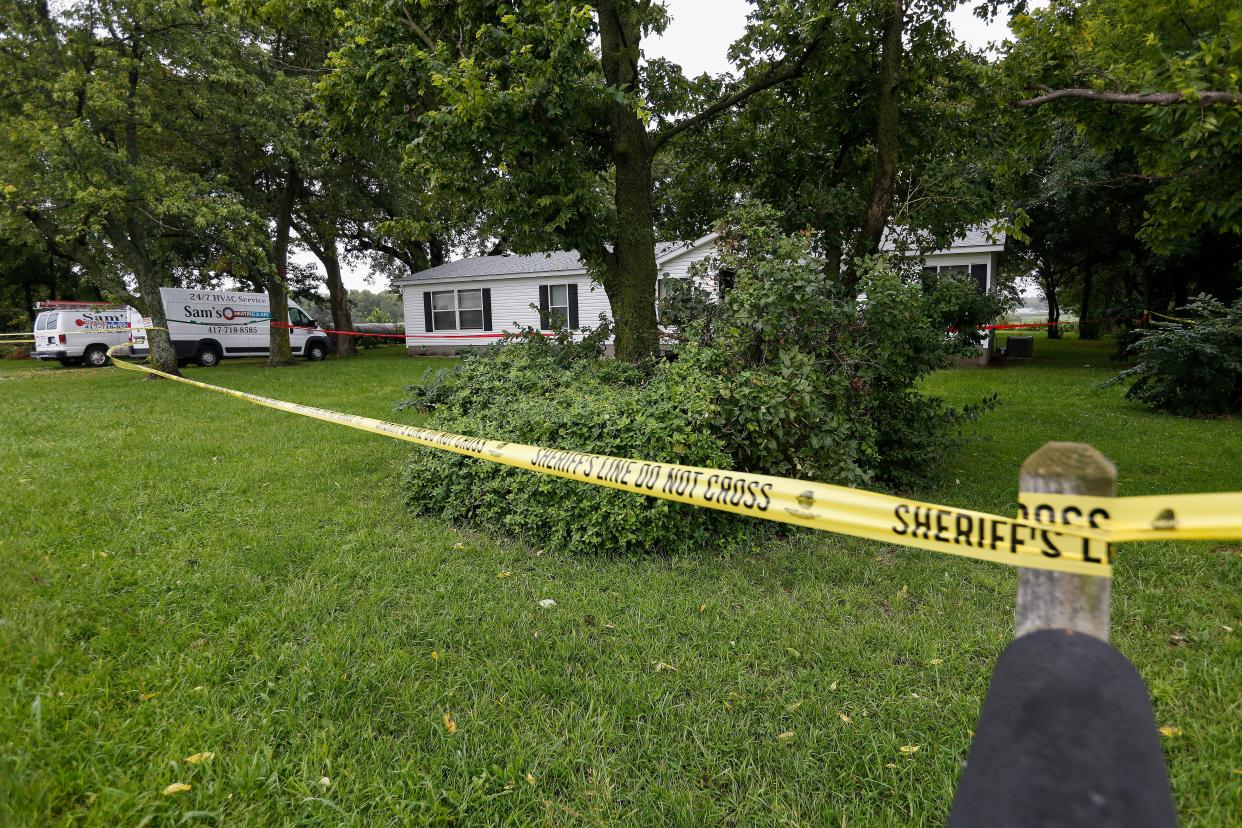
top-left (292, 141), bottom-right (461, 356)
top-left (214, 4), bottom-right (328, 366)
top-left (665, 0), bottom-right (998, 285)
top-left (1001, 0), bottom-right (1242, 250)
top-left (0, 0), bottom-right (268, 373)
top-left (1003, 122), bottom-right (1242, 336)
top-left (322, 1), bottom-right (830, 361)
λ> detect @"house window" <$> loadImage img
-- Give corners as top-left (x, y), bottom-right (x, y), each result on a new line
top-left (430, 289), bottom-right (485, 331)
top-left (457, 289), bottom-right (484, 329)
top-left (548, 284), bottom-right (569, 327)
top-left (538, 283), bottom-right (578, 330)
top-left (540, 283), bottom-right (573, 329)
top-left (922, 262), bottom-right (988, 292)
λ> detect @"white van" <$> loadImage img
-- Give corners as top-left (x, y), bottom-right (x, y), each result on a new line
top-left (159, 288), bottom-right (330, 367)
top-left (32, 303), bottom-right (138, 367)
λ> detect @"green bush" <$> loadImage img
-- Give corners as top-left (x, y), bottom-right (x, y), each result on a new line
top-left (677, 202), bottom-right (994, 489)
top-left (401, 326), bottom-right (756, 555)
top-left (399, 203), bottom-right (992, 554)
top-left (1106, 295), bottom-right (1242, 416)
top-left (920, 269), bottom-right (1008, 352)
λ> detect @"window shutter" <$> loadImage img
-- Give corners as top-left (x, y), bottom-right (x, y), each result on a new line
top-left (482, 288), bottom-right (493, 331)
top-left (568, 284), bottom-right (579, 329)
top-left (970, 263), bottom-right (988, 293)
top-left (538, 284), bottom-right (550, 330)
top-left (422, 291), bottom-right (434, 332)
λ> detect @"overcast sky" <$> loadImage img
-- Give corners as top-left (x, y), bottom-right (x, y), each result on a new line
top-left (316, 2), bottom-right (1016, 292)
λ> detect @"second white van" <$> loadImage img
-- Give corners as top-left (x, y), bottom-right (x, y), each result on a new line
top-left (159, 288), bottom-right (330, 367)
top-left (32, 303), bottom-right (142, 367)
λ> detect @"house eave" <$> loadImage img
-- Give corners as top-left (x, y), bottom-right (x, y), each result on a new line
top-left (393, 267), bottom-right (591, 287)
top-left (920, 244), bottom-right (1005, 256)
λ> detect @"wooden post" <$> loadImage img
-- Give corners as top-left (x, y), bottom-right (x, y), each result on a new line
top-left (1016, 442), bottom-right (1115, 641)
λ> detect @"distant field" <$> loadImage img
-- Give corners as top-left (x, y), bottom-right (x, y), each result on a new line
top-left (1, 341), bottom-right (1238, 826)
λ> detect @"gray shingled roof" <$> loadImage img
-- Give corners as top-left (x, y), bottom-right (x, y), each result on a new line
top-left (951, 225), bottom-right (1006, 248)
top-left (394, 250), bottom-right (586, 284)
top-left (394, 237), bottom-right (709, 284)
top-left (880, 224), bottom-right (1006, 254)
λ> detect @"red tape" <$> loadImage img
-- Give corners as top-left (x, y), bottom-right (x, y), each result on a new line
top-left (271, 321), bottom-right (553, 340)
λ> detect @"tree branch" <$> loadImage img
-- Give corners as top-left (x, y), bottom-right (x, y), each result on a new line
top-left (396, 5), bottom-right (437, 53)
top-left (291, 216), bottom-right (326, 261)
top-left (651, 17), bottom-right (831, 152)
top-left (352, 235), bottom-right (425, 273)
top-left (1017, 87), bottom-right (1242, 108)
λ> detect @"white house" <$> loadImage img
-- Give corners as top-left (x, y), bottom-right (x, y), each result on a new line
top-left (395, 233), bottom-right (718, 354)
top-left (395, 227), bottom-right (1004, 354)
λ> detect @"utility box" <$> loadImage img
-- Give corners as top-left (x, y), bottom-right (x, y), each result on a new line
top-left (1006, 335), bottom-right (1034, 359)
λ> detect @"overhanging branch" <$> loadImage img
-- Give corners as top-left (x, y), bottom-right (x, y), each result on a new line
top-left (1017, 86), bottom-right (1242, 108)
top-left (396, 5), bottom-right (437, 52)
top-left (651, 17), bottom-right (831, 152)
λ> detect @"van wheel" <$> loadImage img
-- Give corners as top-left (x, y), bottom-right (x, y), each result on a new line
top-left (84, 346), bottom-right (109, 368)
top-left (306, 341), bottom-right (327, 361)
top-left (196, 346), bottom-right (221, 367)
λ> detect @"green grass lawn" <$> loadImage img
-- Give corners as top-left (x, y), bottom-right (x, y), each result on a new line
top-left (1, 341), bottom-right (1238, 826)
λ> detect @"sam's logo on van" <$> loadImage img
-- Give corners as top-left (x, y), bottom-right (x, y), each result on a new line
top-left (75, 314), bottom-right (126, 328)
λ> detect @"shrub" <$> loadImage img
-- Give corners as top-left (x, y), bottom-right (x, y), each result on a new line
top-left (920, 269), bottom-right (1008, 352)
top-left (677, 202), bottom-right (994, 488)
top-left (401, 326), bottom-right (756, 555)
top-left (1105, 295), bottom-right (1242, 416)
top-left (399, 202), bottom-right (992, 554)
top-left (1, 342), bottom-right (31, 360)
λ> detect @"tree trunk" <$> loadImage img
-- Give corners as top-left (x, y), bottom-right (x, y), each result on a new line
top-left (319, 236), bottom-right (356, 357)
top-left (1043, 270), bottom-right (1061, 340)
top-left (852, 0), bottom-right (904, 287)
top-left (22, 281), bottom-right (36, 328)
top-left (822, 240), bottom-right (844, 285)
top-left (267, 165), bottom-right (300, 366)
top-left (429, 234), bottom-right (446, 268)
top-left (1078, 268), bottom-right (1097, 340)
top-left (127, 262), bottom-right (180, 374)
top-left (102, 215), bottom-right (182, 375)
top-left (597, 0), bottom-right (660, 361)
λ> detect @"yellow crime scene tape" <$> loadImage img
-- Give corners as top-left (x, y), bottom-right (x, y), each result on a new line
top-left (1017, 492), bottom-right (1242, 543)
top-left (103, 342), bottom-right (1242, 577)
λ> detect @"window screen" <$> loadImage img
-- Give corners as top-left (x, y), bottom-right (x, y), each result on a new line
top-left (548, 284), bottom-right (569, 327)
top-left (431, 290), bottom-right (457, 331)
top-left (457, 289), bottom-right (484, 330)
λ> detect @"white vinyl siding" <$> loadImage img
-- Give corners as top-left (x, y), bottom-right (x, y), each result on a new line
top-left (399, 234), bottom-right (718, 349)
top-left (657, 238), bottom-right (718, 293)
top-left (405, 275), bottom-right (610, 346)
